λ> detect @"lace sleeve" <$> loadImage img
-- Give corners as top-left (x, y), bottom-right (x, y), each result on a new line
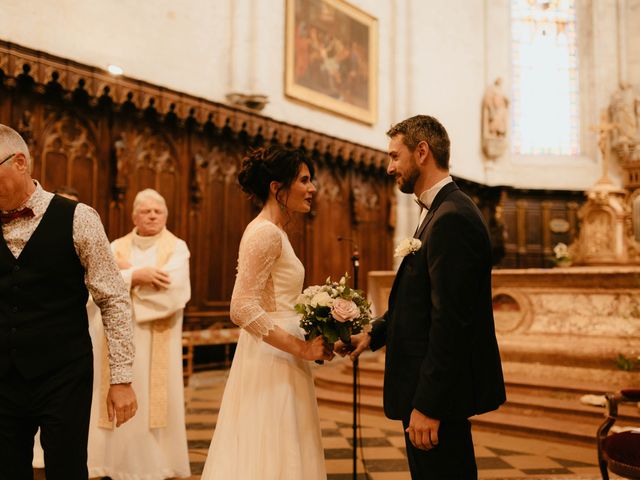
top-left (229, 222), bottom-right (282, 339)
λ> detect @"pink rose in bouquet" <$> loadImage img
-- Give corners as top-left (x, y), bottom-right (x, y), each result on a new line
top-left (295, 274), bottom-right (372, 365)
top-left (331, 299), bottom-right (360, 323)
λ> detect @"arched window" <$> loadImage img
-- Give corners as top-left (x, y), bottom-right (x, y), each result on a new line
top-left (511, 0), bottom-right (580, 156)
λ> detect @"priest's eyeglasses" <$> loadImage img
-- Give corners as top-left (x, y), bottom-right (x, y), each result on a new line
top-left (0, 153), bottom-right (16, 167)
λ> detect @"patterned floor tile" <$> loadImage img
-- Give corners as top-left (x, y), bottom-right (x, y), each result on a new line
top-left (176, 370), bottom-right (604, 480)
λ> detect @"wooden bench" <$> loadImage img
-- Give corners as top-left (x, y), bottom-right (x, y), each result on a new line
top-left (182, 327), bottom-right (241, 384)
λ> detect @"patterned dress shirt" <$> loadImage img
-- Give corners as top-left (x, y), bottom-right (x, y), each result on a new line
top-left (0, 182), bottom-right (134, 384)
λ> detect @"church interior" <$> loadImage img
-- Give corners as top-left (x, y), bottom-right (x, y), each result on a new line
top-left (1, 0), bottom-right (640, 479)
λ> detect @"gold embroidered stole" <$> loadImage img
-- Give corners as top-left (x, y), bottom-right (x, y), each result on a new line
top-left (99, 228), bottom-right (178, 429)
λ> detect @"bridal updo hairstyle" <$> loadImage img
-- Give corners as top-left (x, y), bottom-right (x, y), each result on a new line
top-left (238, 145), bottom-right (315, 206)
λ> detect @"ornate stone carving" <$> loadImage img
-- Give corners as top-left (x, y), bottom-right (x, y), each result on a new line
top-left (492, 267), bottom-right (640, 373)
top-left (491, 290), bottom-right (530, 333)
top-left (225, 92), bottom-right (269, 112)
top-left (482, 77), bottom-right (509, 160)
top-left (610, 82), bottom-right (640, 161)
top-left (572, 110), bottom-right (631, 265)
top-left (528, 292), bottom-right (640, 337)
top-left (573, 186), bottom-right (628, 264)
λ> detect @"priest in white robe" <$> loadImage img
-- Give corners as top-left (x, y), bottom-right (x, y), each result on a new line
top-left (88, 188), bottom-right (191, 480)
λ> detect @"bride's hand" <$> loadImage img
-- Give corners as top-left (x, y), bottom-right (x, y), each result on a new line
top-left (300, 336), bottom-right (335, 361)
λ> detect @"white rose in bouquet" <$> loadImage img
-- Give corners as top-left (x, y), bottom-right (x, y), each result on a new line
top-left (310, 291), bottom-right (333, 307)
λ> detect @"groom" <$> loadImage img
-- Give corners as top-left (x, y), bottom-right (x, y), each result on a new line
top-left (340, 115), bottom-right (506, 479)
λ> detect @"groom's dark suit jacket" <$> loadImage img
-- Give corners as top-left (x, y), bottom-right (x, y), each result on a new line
top-left (370, 181), bottom-right (506, 421)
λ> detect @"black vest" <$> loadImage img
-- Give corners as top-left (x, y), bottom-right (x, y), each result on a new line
top-left (0, 195), bottom-right (91, 379)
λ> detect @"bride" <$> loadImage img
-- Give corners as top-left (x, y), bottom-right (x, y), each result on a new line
top-left (201, 145), bottom-right (334, 480)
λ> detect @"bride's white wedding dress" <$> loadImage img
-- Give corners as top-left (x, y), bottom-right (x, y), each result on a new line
top-left (201, 218), bottom-right (326, 480)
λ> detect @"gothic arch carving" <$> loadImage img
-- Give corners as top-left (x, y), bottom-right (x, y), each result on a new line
top-left (315, 169), bottom-right (343, 204)
top-left (39, 112), bottom-right (99, 205)
top-left (351, 176), bottom-right (380, 225)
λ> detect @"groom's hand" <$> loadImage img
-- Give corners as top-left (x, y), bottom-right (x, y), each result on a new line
top-left (334, 332), bottom-right (370, 361)
top-left (406, 408), bottom-right (440, 451)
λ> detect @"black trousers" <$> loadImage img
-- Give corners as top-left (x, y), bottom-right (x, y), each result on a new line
top-left (0, 355), bottom-right (93, 480)
top-left (402, 417), bottom-right (477, 480)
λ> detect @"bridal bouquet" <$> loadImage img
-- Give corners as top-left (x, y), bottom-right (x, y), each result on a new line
top-left (295, 274), bottom-right (372, 354)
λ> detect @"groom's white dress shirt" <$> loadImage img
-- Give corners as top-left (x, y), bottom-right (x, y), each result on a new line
top-left (415, 175), bottom-right (453, 229)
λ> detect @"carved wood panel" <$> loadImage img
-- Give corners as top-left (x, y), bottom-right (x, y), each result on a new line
top-left (497, 191), bottom-right (585, 268)
top-left (109, 126), bottom-right (183, 238)
top-left (303, 167), bottom-right (352, 285)
top-left (38, 112), bottom-right (99, 206)
top-left (0, 43), bottom-right (395, 330)
top-left (193, 140), bottom-right (248, 311)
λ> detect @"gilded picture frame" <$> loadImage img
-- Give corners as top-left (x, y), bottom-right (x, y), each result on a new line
top-left (285, 0), bottom-right (378, 124)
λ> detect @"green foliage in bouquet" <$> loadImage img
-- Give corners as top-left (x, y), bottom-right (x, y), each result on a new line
top-left (295, 274), bottom-right (372, 345)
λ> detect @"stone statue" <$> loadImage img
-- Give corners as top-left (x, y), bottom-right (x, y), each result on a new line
top-left (482, 77), bottom-right (509, 159)
top-left (595, 110), bottom-right (616, 185)
top-left (609, 81), bottom-right (640, 161)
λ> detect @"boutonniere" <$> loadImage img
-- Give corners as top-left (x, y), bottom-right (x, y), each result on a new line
top-left (394, 238), bottom-right (422, 258)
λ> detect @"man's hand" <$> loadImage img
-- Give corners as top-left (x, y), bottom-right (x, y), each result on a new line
top-left (406, 408), bottom-right (440, 451)
top-left (131, 267), bottom-right (170, 290)
top-left (334, 332), bottom-right (371, 361)
top-left (107, 383), bottom-right (138, 427)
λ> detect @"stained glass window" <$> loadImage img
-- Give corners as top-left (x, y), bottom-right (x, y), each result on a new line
top-left (511, 0), bottom-right (580, 155)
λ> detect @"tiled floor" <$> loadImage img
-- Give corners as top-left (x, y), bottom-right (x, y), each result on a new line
top-left (184, 370), bottom-right (615, 480)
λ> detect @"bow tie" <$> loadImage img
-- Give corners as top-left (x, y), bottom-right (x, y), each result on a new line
top-left (0, 207), bottom-right (35, 224)
top-left (414, 197), bottom-right (429, 211)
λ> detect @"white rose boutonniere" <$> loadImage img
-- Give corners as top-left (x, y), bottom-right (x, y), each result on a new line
top-left (394, 237), bottom-right (422, 258)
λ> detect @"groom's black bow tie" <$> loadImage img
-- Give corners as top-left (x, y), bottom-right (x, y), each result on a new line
top-left (414, 197), bottom-right (428, 212)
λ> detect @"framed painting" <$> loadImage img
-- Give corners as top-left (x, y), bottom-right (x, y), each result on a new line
top-left (285, 0), bottom-right (378, 124)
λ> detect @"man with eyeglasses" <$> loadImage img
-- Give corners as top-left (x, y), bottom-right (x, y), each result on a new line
top-left (0, 124), bottom-right (137, 480)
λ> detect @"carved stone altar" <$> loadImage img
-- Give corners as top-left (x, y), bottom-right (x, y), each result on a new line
top-left (492, 266), bottom-right (640, 372)
top-left (571, 99), bottom-right (640, 265)
top-left (367, 267), bottom-right (640, 382)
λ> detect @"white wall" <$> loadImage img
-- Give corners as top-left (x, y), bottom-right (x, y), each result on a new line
top-left (0, 0), bottom-right (230, 106)
top-left (406, 0), bottom-right (487, 182)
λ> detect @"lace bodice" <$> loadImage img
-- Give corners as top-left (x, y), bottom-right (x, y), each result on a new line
top-left (229, 218), bottom-right (305, 339)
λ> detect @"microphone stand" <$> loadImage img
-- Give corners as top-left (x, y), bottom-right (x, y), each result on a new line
top-left (338, 236), bottom-right (360, 480)
top-left (350, 246), bottom-right (360, 480)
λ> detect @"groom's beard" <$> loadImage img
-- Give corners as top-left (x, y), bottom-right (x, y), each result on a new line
top-left (397, 164), bottom-right (420, 194)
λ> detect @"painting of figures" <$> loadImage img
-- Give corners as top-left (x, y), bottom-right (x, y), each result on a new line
top-left (286, 0), bottom-right (377, 124)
